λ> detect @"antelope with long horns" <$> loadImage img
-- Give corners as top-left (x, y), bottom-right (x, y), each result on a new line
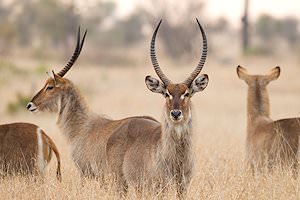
top-left (27, 20), bottom-right (208, 195)
top-left (106, 19), bottom-right (209, 195)
top-left (27, 28), bottom-right (158, 179)
top-left (237, 66), bottom-right (299, 175)
top-left (0, 123), bottom-right (61, 181)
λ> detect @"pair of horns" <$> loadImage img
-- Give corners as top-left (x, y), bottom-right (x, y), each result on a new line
top-left (150, 18), bottom-right (208, 87)
top-left (57, 21), bottom-right (207, 82)
top-left (57, 27), bottom-right (87, 77)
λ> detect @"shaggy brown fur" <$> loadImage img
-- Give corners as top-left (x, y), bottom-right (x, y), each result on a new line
top-left (28, 21), bottom-right (209, 198)
top-left (237, 65), bottom-right (299, 175)
top-left (27, 66), bottom-right (208, 196)
top-left (28, 74), bottom-right (159, 180)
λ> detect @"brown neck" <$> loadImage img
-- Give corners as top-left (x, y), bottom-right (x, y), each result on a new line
top-left (247, 83), bottom-right (270, 131)
top-left (57, 84), bottom-right (91, 142)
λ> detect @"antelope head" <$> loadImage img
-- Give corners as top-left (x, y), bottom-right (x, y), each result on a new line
top-left (145, 19), bottom-right (209, 124)
top-left (27, 27), bottom-right (87, 113)
top-left (237, 65), bottom-right (280, 87)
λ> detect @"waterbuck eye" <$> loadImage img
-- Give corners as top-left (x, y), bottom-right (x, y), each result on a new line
top-left (165, 93), bottom-right (170, 98)
top-left (184, 92), bottom-right (190, 97)
top-left (47, 86), bottom-right (54, 90)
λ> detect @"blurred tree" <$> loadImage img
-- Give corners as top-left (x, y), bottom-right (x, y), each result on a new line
top-left (255, 14), bottom-right (299, 52)
top-left (242, 0), bottom-right (250, 53)
top-left (0, 2), bottom-right (16, 54)
top-left (254, 14), bottom-right (279, 54)
top-left (211, 17), bottom-right (229, 32)
top-left (255, 14), bottom-right (278, 42)
top-left (14, 0), bottom-right (35, 46)
top-left (278, 17), bottom-right (299, 49)
top-left (141, 0), bottom-right (206, 60)
top-left (84, 1), bottom-right (115, 27)
top-left (82, 1), bottom-right (117, 45)
top-left (16, 0), bottom-right (80, 47)
top-left (101, 11), bottom-right (146, 46)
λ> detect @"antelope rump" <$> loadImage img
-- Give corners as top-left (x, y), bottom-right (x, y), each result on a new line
top-left (0, 123), bottom-right (61, 181)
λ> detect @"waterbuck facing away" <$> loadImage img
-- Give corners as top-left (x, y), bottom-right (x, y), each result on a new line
top-left (27, 20), bottom-right (208, 195)
top-left (237, 66), bottom-right (299, 176)
top-left (0, 123), bottom-right (61, 181)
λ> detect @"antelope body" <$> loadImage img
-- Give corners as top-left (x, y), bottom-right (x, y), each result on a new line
top-left (108, 19), bottom-right (209, 195)
top-left (237, 66), bottom-right (299, 174)
top-left (0, 123), bottom-right (61, 181)
top-left (27, 21), bottom-right (209, 195)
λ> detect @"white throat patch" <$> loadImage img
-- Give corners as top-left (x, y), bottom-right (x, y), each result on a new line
top-left (173, 123), bottom-right (189, 139)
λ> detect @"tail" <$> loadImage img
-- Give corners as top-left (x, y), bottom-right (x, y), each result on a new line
top-left (43, 134), bottom-right (62, 182)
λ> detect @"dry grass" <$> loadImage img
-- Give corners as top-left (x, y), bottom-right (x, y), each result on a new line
top-left (0, 54), bottom-right (300, 199)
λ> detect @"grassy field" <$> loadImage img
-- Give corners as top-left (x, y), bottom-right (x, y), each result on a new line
top-left (0, 54), bottom-right (300, 199)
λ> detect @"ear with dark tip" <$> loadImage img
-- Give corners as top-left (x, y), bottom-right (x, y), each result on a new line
top-left (48, 70), bottom-right (65, 86)
top-left (145, 76), bottom-right (166, 95)
top-left (267, 66), bottom-right (280, 82)
top-left (236, 65), bottom-right (249, 81)
top-left (46, 71), bottom-right (55, 80)
top-left (190, 74), bottom-right (209, 95)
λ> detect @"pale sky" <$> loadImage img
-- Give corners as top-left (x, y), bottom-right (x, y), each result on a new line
top-left (74, 0), bottom-right (300, 27)
top-left (113, 0), bottom-right (300, 27)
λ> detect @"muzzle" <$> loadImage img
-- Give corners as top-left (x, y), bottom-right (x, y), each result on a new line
top-left (170, 109), bottom-right (183, 121)
top-left (27, 102), bottom-right (38, 112)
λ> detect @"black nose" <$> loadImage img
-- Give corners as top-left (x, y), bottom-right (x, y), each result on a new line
top-left (26, 103), bottom-right (32, 109)
top-left (170, 110), bottom-right (182, 119)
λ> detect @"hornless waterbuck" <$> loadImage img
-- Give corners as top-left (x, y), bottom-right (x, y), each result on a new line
top-left (0, 123), bottom-right (61, 181)
top-left (237, 65), bottom-right (300, 175)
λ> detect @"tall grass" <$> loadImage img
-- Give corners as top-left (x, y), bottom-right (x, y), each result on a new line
top-left (0, 56), bottom-right (299, 199)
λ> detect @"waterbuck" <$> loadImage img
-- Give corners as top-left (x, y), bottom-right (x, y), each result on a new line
top-left (0, 122), bottom-right (61, 181)
top-left (27, 20), bottom-right (208, 195)
top-left (26, 28), bottom-right (158, 179)
top-left (237, 65), bottom-right (299, 176)
top-left (106, 19), bottom-right (209, 195)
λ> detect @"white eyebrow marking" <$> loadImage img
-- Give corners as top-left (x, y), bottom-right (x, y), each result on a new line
top-left (166, 90), bottom-right (173, 100)
top-left (44, 84), bottom-right (49, 91)
top-left (180, 90), bottom-right (189, 100)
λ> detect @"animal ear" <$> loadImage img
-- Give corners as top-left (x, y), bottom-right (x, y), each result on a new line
top-left (53, 71), bottom-right (63, 81)
top-left (46, 71), bottom-right (55, 80)
top-left (267, 66), bottom-right (280, 82)
top-left (190, 74), bottom-right (209, 95)
top-left (145, 76), bottom-right (166, 95)
top-left (237, 65), bottom-right (249, 81)
top-left (47, 70), bottom-right (65, 86)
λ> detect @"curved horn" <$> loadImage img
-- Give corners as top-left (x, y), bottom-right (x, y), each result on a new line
top-left (183, 18), bottom-right (208, 87)
top-left (57, 27), bottom-right (87, 77)
top-left (150, 19), bottom-right (171, 86)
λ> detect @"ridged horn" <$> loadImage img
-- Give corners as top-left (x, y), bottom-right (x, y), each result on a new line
top-left (150, 19), bottom-right (171, 86)
top-left (57, 27), bottom-right (87, 77)
top-left (183, 18), bottom-right (208, 86)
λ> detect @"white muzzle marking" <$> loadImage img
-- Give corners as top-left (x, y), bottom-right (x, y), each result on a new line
top-left (27, 102), bottom-right (38, 113)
